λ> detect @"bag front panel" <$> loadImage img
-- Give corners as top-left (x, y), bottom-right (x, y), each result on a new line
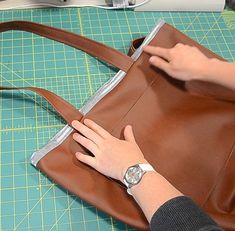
top-left (37, 23), bottom-right (235, 230)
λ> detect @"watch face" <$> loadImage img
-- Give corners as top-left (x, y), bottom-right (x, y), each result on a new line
top-left (125, 165), bottom-right (143, 185)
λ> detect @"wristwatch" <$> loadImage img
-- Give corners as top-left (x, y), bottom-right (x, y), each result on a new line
top-left (123, 163), bottom-right (155, 195)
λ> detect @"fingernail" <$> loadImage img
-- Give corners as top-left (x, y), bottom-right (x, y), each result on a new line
top-left (75, 152), bottom-right (81, 159)
top-left (84, 118), bottom-right (91, 125)
top-left (72, 120), bottom-right (78, 127)
top-left (73, 133), bottom-right (78, 139)
top-left (149, 56), bottom-right (154, 63)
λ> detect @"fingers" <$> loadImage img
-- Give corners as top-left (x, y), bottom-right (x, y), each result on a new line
top-left (72, 120), bottom-right (102, 145)
top-left (83, 119), bottom-right (111, 139)
top-left (149, 56), bottom-right (171, 74)
top-left (75, 152), bottom-right (96, 169)
top-left (73, 133), bottom-right (98, 155)
top-left (144, 45), bottom-right (172, 74)
top-left (124, 125), bottom-right (136, 143)
top-left (144, 46), bottom-right (171, 61)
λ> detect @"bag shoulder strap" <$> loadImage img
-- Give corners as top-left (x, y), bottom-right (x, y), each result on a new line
top-left (0, 21), bottom-right (135, 124)
top-left (0, 86), bottom-right (83, 124)
top-left (0, 21), bottom-right (134, 72)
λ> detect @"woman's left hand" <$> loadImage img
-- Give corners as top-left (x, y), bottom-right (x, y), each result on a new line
top-left (72, 119), bottom-right (148, 183)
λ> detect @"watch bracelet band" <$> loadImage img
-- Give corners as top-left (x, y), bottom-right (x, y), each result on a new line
top-left (139, 163), bottom-right (155, 171)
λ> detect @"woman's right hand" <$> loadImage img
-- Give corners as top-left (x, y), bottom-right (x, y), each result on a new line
top-left (143, 43), bottom-right (212, 81)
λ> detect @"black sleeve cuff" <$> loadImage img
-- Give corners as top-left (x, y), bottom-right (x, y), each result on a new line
top-left (150, 196), bottom-right (223, 231)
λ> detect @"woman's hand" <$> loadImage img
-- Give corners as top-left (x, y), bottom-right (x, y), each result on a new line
top-left (144, 43), bottom-right (212, 81)
top-left (72, 119), bottom-right (148, 182)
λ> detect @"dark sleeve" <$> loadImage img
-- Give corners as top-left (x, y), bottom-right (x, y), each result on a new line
top-left (150, 196), bottom-right (223, 231)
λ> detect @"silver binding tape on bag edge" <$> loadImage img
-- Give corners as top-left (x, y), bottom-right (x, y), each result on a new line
top-left (31, 19), bottom-right (165, 167)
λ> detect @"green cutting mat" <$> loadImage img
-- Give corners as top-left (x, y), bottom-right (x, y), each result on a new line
top-left (0, 7), bottom-right (235, 231)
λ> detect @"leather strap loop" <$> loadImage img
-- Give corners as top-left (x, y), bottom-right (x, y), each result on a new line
top-left (127, 37), bottom-right (145, 57)
top-left (0, 21), bottom-right (134, 72)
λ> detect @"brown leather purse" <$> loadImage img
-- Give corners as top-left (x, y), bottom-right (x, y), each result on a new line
top-left (1, 20), bottom-right (235, 231)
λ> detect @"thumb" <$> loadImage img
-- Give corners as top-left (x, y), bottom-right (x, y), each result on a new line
top-left (124, 125), bottom-right (136, 143)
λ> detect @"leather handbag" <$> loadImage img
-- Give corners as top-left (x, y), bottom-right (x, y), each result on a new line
top-left (1, 20), bottom-right (235, 231)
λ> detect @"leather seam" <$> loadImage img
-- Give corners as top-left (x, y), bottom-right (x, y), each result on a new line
top-left (109, 74), bottom-right (159, 135)
top-left (202, 142), bottom-right (235, 208)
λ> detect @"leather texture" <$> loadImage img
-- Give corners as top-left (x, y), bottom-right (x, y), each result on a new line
top-left (1, 21), bottom-right (235, 231)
